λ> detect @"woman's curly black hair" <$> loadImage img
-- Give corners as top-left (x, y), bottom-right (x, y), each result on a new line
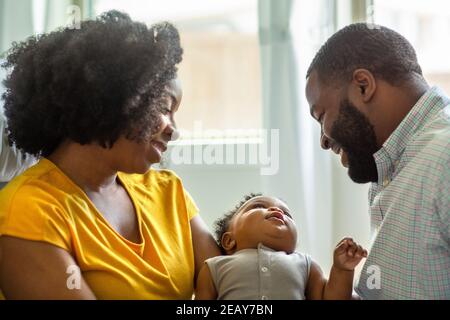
top-left (214, 193), bottom-right (262, 253)
top-left (1, 10), bottom-right (183, 157)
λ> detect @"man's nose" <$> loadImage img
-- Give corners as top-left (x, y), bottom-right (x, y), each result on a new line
top-left (320, 130), bottom-right (331, 150)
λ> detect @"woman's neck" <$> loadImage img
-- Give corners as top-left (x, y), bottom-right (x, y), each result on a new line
top-left (47, 141), bottom-right (118, 193)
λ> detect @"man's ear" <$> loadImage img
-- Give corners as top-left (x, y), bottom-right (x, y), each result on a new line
top-left (351, 69), bottom-right (376, 103)
top-left (221, 232), bottom-right (236, 254)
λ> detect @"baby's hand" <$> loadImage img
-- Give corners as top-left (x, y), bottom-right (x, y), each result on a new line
top-left (333, 237), bottom-right (368, 271)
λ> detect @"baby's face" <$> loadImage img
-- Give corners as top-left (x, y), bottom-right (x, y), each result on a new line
top-left (226, 196), bottom-right (298, 254)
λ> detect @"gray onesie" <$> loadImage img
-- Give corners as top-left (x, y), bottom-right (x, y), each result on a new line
top-left (205, 243), bottom-right (311, 300)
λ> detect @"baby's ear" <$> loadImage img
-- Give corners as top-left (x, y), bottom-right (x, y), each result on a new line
top-left (221, 232), bottom-right (236, 254)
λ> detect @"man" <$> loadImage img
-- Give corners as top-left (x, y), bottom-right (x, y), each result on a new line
top-left (0, 61), bottom-right (36, 183)
top-left (305, 23), bottom-right (449, 299)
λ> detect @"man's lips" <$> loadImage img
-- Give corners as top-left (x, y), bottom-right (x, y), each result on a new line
top-left (331, 144), bottom-right (341, 155)
top-left (331, 144), bottom-right (349, 168)
top-left (338, 148), bottom-right (349, 168)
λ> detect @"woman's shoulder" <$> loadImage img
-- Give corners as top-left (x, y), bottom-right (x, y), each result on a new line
top-left (0, 158), bottom-right (75, 231)
top-left (0, 158), bottom-right (71, 204)
top-left (0, 159), bottom-right (74, 251)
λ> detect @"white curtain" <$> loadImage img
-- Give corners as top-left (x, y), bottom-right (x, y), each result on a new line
top-left (258, 0), bottom-right (336, 271)
top-left (0, 0), bottom-right (91, 184)
top-left (0, 0), bottom-right (34, 55)
top-left (0, 0), bottom-right (92, 55)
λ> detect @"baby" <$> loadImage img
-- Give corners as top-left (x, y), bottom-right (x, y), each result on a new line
top-left (195, 193), bottom-right (367, 300)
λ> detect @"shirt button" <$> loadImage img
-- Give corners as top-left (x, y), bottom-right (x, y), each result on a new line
top-left (382, 177), bottom-right (390, 187)
top-left (261, 296), bottom-right (268, 300)
top-left (261, 267), bottom-right (268, 273)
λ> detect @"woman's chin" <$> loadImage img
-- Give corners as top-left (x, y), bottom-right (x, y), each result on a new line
top-left (148, 150), bottom-right (163, 164)
top-left (121, 160), bottom-right (155, 175)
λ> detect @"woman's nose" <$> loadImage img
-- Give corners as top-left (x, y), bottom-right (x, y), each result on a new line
top-left (170, 128), bottom-right (180, 141)
top-left (156, 115), bottom-right (174, 142)
top-left (161, 114), bottom-right (176, 132)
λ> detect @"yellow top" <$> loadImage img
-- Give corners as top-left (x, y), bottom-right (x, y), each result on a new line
top-left (0, 158), bottom-right (198, 299)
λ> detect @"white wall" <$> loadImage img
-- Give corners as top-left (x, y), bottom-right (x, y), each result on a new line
top-left (331, 154), bottom-right (371, 277)
top-left (331, 156), bottom-right (370, 248)
top-left (168, 155), bottom-right (262, 229)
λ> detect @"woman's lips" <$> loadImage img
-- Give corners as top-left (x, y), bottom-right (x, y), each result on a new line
top-left (150, 140), bottom-right (167, 154)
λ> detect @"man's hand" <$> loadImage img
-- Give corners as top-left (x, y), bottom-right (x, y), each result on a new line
top-left (333, 237), bottom-right (367, 271)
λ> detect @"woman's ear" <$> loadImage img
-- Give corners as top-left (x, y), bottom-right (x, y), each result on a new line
top-left (221, 232), bottom-right (236, 254)
top-left (351, 69), bottom-right (377, 103)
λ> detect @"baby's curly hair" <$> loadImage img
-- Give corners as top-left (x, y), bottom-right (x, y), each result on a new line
top-left (1, 10), bottom-right (183, 157)
top-left (214, 193), bottom-right (262, 253)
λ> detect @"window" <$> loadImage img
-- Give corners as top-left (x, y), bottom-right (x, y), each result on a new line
top-left (373, 0), bottom-right (450, 93)
top-left (93, 0), bottom-right (261, 143)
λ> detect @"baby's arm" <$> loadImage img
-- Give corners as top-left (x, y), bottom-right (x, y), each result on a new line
top-left (306, 238), bottom-right (367, 300)
top-left (305, 260), bottom-right (327, 299)
top-left (194, 263), bottom-right (218, 300)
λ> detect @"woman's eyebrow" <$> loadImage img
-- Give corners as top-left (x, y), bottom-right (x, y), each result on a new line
top-left (168, 94), bottom-right (179, 112)
top-left (163, 92), bottom-right (175, 108)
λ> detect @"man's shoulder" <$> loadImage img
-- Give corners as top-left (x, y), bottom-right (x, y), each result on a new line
top-left (421, 102), bottom-right (450, 136)
top-left (408, 104), bottom-right (450, 166)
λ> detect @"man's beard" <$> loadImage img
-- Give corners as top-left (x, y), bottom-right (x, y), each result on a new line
top-left (330, 99), bottom-right (379, 183)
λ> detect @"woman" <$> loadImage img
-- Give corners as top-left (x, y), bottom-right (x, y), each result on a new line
top-left (0, 11), bottom-right (220, 299)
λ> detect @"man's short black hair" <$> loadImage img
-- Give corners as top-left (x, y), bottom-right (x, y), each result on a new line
top-left (2, 10), bottom-right (182, 157)
top-left (307, 23), bottom-right (422, 86)
top-left (214, 193), bottom-right (262, 253)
